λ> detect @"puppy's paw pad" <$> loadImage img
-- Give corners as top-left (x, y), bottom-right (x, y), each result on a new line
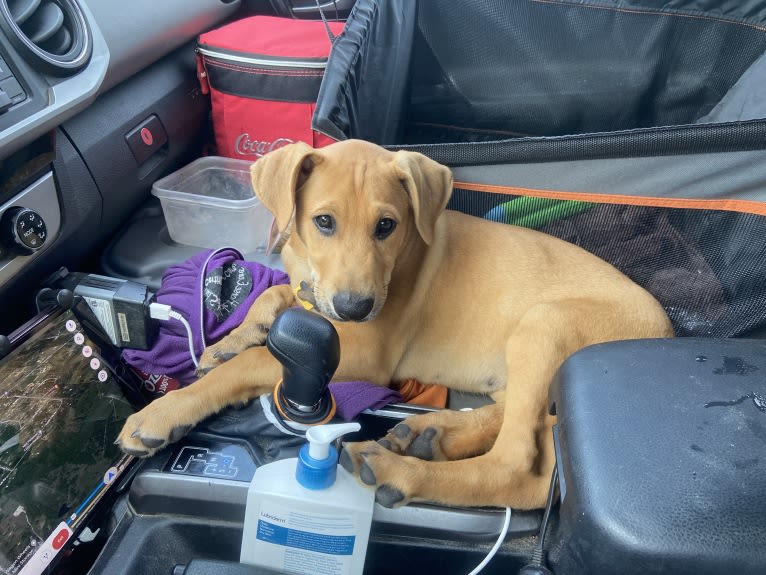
top-left (377, 438), bottom-right (393, 451)
top-left (375, 485), bottom-right (406, 508)
top-left (405, 427), bottom-right (438, 460)
top-left (195, 366), bottom-right (214, 378)
top-left (138, 436), bottom-right (166, 449)
top-left (169, 424), bottom-right (193, 443)
top-left (392, 423), bottom-right (411, 440)
top-left (116, 428), bottom-right (158, 458)
top-left (359, 456), bottom-right (377, 486)
top-left (197, 344), bottom-right (240, 373)
top-left (339, 447), bottom-right (356, 473)
top-left (213, 351), bottom-right (238, 362)
top-left (195, 356), bottom-right (222, 375)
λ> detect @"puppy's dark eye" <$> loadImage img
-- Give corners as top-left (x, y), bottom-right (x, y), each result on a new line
top-left (314, 215), bottom-right (336, 235)
top-left (375, 218), bottom-right (397, 240)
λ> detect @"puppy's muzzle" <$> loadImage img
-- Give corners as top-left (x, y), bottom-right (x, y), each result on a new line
top-left (332, 292), bottom-right (375, 322)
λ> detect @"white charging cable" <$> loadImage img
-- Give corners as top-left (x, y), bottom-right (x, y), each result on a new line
top-left (467, 506), bottom-right (512, 575)
top-left (149, 302), bottom-right (199, 368)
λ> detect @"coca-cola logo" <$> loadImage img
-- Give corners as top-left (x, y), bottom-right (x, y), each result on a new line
top-left (235, 134), bottom-right (295, 157)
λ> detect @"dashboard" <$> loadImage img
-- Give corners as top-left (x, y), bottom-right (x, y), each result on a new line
top-left (0, 0), bottom-right (243, 333)
top-left (0, 0), bottom-right (244, 157)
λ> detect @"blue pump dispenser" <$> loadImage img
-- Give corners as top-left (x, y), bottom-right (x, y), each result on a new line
top-left (296, 422), bottom-right (360, 489)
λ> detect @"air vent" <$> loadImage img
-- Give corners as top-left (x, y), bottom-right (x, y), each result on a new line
top-left (0, 0), bottom-right (91, 74)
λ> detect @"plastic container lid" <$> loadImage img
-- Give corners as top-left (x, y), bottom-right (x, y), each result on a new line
top-left (152, 156), bottom-right (257, 208)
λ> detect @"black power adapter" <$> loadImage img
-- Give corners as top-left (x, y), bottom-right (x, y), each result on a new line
top-left (71, 273), bottom-right (156, 350)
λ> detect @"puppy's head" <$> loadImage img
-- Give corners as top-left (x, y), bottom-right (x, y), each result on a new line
top-left (251, 139), bottom-right (453, 322)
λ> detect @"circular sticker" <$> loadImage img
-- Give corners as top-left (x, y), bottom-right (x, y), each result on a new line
top-left (82, 345), bottom-right (92, 358)
top-left (90, 358), bottom-right (100, 370)
top-left (74, 333), bottom-right (84, 345)
top-left (103, 466), bottom-right (119, 485)
top-left (97, 370), bottom-right (108, 382)
top-left (65, 320), bottom-right (77, 333)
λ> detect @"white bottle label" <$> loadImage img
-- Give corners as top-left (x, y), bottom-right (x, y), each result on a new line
top-left (254, 501), bottom-right (357, 575)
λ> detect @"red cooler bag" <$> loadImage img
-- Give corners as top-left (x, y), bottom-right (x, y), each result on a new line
top-left (196, 16), bottom-right (345, 159)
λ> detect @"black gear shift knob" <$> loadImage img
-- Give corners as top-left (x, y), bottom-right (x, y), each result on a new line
top-left (266, 307), bottom-right (339, 424)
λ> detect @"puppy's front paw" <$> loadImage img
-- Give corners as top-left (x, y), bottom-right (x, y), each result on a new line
top-left (197, 284), bottom-right (297, 376)
top-left (340, 441), bottom-right (422, 508)
top-left (116, 393), bottom-right (198, 457)
top-left (196, 323), bottom-right (270, 375)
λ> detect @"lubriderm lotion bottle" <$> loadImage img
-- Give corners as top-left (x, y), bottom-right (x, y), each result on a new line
top-left (240, 423), bottom-right (375, 575)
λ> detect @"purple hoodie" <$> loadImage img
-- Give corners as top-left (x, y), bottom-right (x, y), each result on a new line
top-left (122, 248), bottom-right (289, 384)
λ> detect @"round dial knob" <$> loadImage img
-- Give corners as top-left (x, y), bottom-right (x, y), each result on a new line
top-left (2, 207), bottom-right (48, 255)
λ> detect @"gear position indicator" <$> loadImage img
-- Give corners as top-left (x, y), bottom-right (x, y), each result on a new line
top-left (167, 443), bottom-right (256, 482)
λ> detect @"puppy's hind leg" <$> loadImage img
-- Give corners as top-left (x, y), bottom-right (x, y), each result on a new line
top-left (342, 302), bottom-right (616, 509)
top-left (342, 321), bottom-right (560, 509)
top-left (339, 441), bottom-right (553, 509)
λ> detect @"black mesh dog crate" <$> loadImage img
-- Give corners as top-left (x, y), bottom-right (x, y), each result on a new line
top-left (316, 0), bottom-right (766, 145)
top-left (314, 0), bottom-right (766, 339)
top-left (314, 1), bottom-right (766, 573)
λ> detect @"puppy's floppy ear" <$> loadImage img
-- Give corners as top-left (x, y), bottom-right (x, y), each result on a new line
top-left (250, 141), bottom-right (321, 233)
top-left (393, 151), bottom-right (453, 245)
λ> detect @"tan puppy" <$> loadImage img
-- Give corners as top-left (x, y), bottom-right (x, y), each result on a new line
top-left (117, 139), bottom-right (673, 509)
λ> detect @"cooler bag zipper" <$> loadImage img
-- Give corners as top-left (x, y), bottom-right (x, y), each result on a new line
top-left (196, 46), bottom-right (329, 97)
top-left (196, 46), bottom-right (329, 69)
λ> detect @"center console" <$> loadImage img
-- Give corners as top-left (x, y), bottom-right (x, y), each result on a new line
top-left (89, 405), bottom-right (541, 575)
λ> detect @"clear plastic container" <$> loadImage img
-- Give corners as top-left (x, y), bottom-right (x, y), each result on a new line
top-left (151, 156), bottom-right (272, 254)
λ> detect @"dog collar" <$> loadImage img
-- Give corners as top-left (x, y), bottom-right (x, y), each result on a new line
top-left (294, 280), bottom-right (316, 311)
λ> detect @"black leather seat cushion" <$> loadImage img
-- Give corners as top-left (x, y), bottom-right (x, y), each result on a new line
top-left (548, 337), bottom-right (766, 575)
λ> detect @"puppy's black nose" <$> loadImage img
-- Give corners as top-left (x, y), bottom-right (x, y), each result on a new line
top-left (333, 292), bottom-right (375, 321)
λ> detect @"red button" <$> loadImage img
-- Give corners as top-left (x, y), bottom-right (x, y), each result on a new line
top-left (140, 127), bottom-right (154, 146)
top-left (52, 528), bottom-right (70, 550)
